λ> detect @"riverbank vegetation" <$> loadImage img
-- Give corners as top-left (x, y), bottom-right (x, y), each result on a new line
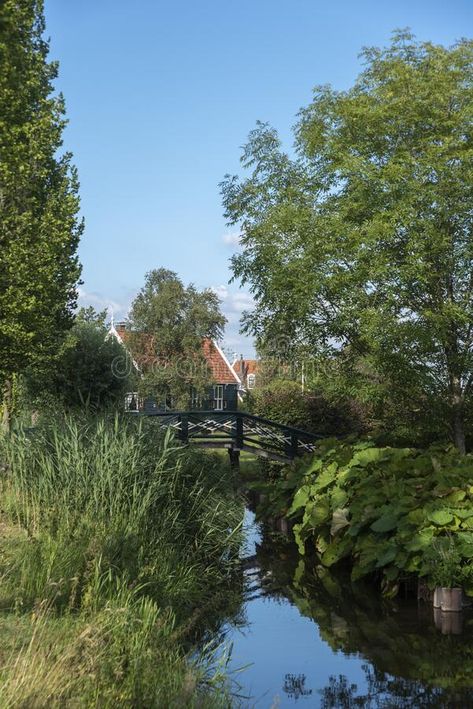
top-left (0, 416), bottom-right (243, 706)
top-left (253, 439), bottom-right (473, 597)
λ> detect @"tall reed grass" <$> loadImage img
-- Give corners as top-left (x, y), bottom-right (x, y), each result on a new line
top-left (0, 415), bottom-right (243, 706)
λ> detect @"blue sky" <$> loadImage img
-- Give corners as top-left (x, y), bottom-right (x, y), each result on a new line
top-left (44, 0), bottom-right (472, 357)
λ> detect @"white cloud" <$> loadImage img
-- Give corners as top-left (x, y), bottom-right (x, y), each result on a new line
top-left (211, 285), bottom-right (254, 315)
top-left (77, 287), bottom-right (129, 322)
top-left (222, 232), bottom-right (242, 248)
top-left (212, 285), bottom-right (255, 357)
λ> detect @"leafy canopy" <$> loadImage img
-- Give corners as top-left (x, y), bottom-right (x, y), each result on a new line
top-left (0, 0), bottom-right (82, 382)
top-left (221, 31), bottom-right (473, 449)
top-left (126, 268), bottom-right (226, 406)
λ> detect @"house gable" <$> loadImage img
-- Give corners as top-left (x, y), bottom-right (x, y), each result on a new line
top-left (202, 339), bottom-right (241, 385)
top-left (231, 357), bottom-right (259, 390)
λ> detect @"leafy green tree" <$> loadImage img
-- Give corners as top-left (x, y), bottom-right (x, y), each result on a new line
top-left (0, 0), bottom-right (82, 429)
top-left (222, 31), bottom-right (473, 452)
top-left (23, 308), bottom-right (129, 413)
top-left (126, 268), bottom-right (226, 407)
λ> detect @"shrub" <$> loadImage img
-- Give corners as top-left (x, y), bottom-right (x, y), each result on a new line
top-left (252, 379), bottom-right (366, 436)
top-left (253, 380), bottom-right (310, 429)
top-left (262, 439), bottom-right (473, 597)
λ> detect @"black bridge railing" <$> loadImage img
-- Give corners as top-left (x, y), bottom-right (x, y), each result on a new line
top-left (135, 410), bottom-right (322, 462)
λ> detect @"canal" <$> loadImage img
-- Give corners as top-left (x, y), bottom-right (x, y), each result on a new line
top-left (221, 504), bottom-right (473, 708)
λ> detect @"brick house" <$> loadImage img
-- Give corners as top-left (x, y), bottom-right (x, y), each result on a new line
top-left (232, 356), bottom-right (259, 393)
top-left (109, 322), bottom-right (241, 412)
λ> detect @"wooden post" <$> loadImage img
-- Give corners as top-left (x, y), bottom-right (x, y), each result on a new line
top-left (228, 447), bottom-right (240, 470)
top-left (235, 414), bottom-right (243, 449)
top-left (286, 432), bottom-right (298, 459)
top-left (178, 414), bottom-right (189, 443)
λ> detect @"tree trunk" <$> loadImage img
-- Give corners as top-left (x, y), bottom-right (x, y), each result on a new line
top-left (450, 375), bottom-right (466, 454)
top-left (453, 403), bottom-right (466, 455)
top-left (1, 378), bottom-right (12, 434)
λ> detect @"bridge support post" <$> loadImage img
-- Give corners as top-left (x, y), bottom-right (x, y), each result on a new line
top-left (228, 447), bottom-right (240, 470)
top-left (235, 414), bottom-right (243, 449)
top-left (285, 432), bottom-right (298, 459)
top-left (178, 414), bottom-right (189, 443)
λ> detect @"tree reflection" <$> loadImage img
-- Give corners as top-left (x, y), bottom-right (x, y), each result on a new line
top-left (320, 666), bottom-right (473, 708)
top-left (283, 673), bottom-right (313, 700)
top-left (252, 520), bottom-right (473, 706)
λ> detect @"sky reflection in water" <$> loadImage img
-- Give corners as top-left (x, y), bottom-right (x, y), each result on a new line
top-left (224, 508), bottom-right (473, 708)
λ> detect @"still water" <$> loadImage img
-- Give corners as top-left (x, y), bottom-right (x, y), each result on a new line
top-left (223, 507), bottom-right (473, 708)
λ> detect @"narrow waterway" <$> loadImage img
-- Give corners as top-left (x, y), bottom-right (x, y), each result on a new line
top-left (222, 505), bottom-right (473, 708)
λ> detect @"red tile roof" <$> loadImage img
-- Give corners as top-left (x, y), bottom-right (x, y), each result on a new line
top-left (232, 358), bottom-right (259, 379)
top-left (202, 339), bottom-right (240, 384)
top-left (111, 324), bottom-right (239, 385)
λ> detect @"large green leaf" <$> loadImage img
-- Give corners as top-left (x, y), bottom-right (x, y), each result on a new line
top-left (349, 447), bottom-right (387, 468)
top-left (370, 512), bottom-right (399, 533)
top-left (445, 490), bottom-right (467, 504)
top-left (288, 485), bottom-right (311, 516)
top-left (308, 501), bottom-right (331, 527)
top-left (321, 537), bottom-right (352, 567)
top-left (312, 463), bottom-right (338, 493)
top-left (330, 508), bottom-right (350, 536)
top-left (405, 528), bottom-right (434, 552)
top-left (427, 509), bottom-right (454, 526)
top-left (331, 485), bottom-right (348, 508)
top-left (292, 523), bottom-right (307, 555)
top-left (375, 544), bottom-right (398, 568)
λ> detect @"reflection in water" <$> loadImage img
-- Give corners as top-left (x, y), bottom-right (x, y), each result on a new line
top-left (319, 667), bottom-right (473, 708)
top-left (283, 674), bottom-right (313, 701)
top-left (225, 505), bottom-right (473, 708)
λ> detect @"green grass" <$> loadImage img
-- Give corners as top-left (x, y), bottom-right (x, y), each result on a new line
top-left (0, 415), bottom-right (244, 706)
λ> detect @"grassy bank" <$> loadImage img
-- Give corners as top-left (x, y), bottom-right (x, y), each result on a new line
top-left (0, 416), bottom-right (244, 706)
top-left (252, 439), bottom-right (473, 597)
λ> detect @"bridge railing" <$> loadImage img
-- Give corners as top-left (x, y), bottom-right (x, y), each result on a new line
top-left (136, 410), bottom-right (322, 461)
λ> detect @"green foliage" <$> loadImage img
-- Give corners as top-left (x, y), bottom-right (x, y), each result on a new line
top-left (222, 31), bottom-right (473, 451)
top-left (22, 307), bottom-right (129, 413)
top-left (0, 416), bottom-right (243, 704)
top-left (252, 380), bottom-right (311, 428)
top-left (127, 268), bottom-right (226, 407)
top-left (266, 439), bottom-right (473, 596)
top-left (0, 0), bottom-right (82, 385)
top-left (423, 535), bottom-right (473, 588)
top-left (252, 376), bottom-right (366, 436)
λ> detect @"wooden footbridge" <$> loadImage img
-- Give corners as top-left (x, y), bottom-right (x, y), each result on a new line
top-left (134, 410), bottom-right (321, 464)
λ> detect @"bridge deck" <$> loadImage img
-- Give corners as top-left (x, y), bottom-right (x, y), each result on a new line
top-left (134, 410), bottom-right (321, 463)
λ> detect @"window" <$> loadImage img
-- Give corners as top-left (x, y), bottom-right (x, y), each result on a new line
top-left (247, 374), bottom-right (256, 389)
top-left (213, 385), bottom-right (224, 410)
top-left (125, 392), bottom-right (139, 412)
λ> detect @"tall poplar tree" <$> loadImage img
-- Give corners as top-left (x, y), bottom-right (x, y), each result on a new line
top-left (222, 32), bottom-right (473, 452)
top-left (0, 0), bottom-right (82, 428)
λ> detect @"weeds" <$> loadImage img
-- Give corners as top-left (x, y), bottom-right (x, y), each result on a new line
top-left (0, 414), bottom-right (243, 706)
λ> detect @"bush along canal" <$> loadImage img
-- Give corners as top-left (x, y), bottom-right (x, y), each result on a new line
top-left (224, 441), bottom-right (473, 707)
